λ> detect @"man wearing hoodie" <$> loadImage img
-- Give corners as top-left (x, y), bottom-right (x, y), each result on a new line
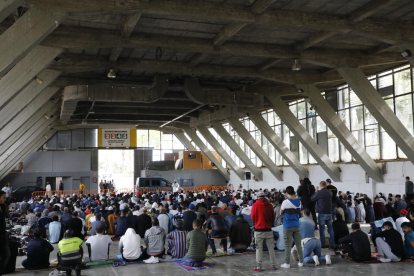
top-left (297, 178), bottom-right (316, 228)
top-left (280, 186), bottom-right (303, 268)
top-left (251, 191), bottom-right (276, 272)
top-left (145, 217), bottom-right (166, 257)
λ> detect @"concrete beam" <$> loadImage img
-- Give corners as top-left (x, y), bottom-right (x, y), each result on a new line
top-left (0, 128), bottom-right (57, 178)
top-left (248, 110), bottom-right (308, 179)
top-left (338, 67), bottom-right (414, 165)
top-left (174, 133), bottom-right (197, 151)
top-left (297, 83), bottom-right (383, 182)
top-left (184, 77), bottom-right (263, 107)
top-left (0, 88), bottom-right (58, 144)
top-left (183, 128), bottom-right (230, 181)
top-left (0, 0), bottom-right (23, 23)
top-left (0, 46), bottom-right (62, 107)
top-left (0, 104), bottom-right (58, 155)
top-left (197, 125), bottom-right (245, 181)
top-left (0, 7), bottom-right (65, 77)
top-left (0, 112), bottom-right (58, 165)
top-left (266, 93), bottom-right (341, 182)
top-left (398, 43), bottom-right (414, 67)
top-left (0, 70), bottom-right (61, 129)
top-left (212, 121), bottom-right (263, 181)
top-left (227, 117), bottom-right (283, 181)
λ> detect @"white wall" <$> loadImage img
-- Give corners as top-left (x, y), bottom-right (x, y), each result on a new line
top-left (229, 161), bottom-right (411, 198)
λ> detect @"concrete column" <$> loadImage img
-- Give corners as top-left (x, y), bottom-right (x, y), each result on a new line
top-left (212, 122), bottom-right (263, 181)
top-left (0, 70), bottom-right (61, 129)
top-left (398, 43), bottom-right (414, 67)
top-left (0, 90), bottom-right (58, 145)
top-left (0, 0), bottom-right (23, 23)
top-left (0, 7), bottom-right (65, 77)
top-left (183, 128), bottom-right (230, 181)
top-left (197, 125), bottom-right (245, 181)
top-left (266, 93), bottom-right (341, 182)
top-left (174, 133), bottom-right (197, 151)
top-left (297, 83), bottom-right (383, 182)
top-left (338, 67), bottom-right (414, 164)
top-left (0, 109), bottom-right (58, 163)
top-left (248, 111), bottom-right (308, 179)
top-left (0, 46), bottom-right (62, 107)
top-left (227, 117), bottom-right (283, 181)
top-left (0, 128), bottom-right (57, 179)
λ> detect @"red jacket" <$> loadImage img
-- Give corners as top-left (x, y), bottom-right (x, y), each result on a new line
top-left (251, 198), bottom-right (275, 231)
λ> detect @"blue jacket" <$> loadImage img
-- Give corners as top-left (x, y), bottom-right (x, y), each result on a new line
top-left (114, 217), bottom-right (129, 236)
top-left (24, 238), bottom-right (54, 269)
top-left (345, 207), bottom-right (356, 223)
top-left (299, 216), bottom-right (315, 239)
top-left (311, 188), bottom-right (332, 215)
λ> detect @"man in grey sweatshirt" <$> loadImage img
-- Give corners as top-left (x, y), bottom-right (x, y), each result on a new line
top-left (145, 217), bottom-right (166, 256)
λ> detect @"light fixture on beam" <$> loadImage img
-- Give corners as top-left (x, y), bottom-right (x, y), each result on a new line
top-left (400, 50), bottom-right (412, 58)
top-left (35, 77), bottom-right (43, 84)
top-left (89, 109), bottom-right (95, 114)
top-left (44, 114), bottom-right (50, 120)
top-left (297, 89), bottom-right (304, 93)
top-left (310, 105), bottom-right (315, 111)
top-left (292, 59), bottom-right (301, 71)
top-left (107, 69), bottom-right (117, 78)
top-left (54, 57), bottom-right (63, 63)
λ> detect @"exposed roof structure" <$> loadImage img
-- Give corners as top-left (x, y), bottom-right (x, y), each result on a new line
top-left (1, 0), bottom-right (413, 129)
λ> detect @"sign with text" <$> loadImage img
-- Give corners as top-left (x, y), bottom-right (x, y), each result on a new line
top-left (102, 129), bottom-right (130, 147)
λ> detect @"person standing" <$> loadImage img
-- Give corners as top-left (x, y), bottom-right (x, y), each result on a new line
top-left (325, 179), bottom-right (338, 220)
top-left (45, 182), bottom-right (52, 197)
top-left (59, 181), bottom-right (64, 192)
top-left (311, 181), bottom-right (335, 249)
top-left (280, 186), bottom-right (303, 268)
top-left (251, 191), bottom-right (277, 272)
top-left (172, 180), bottom-right (180, 194)
top-left (297, 178), bottom-right (317, 229)
top-left (0, 191), bottom-right (10, 275)
top-left (79, 182), bottom-right (86, 195)
top-left (405, 176), bottom-right (414, 205)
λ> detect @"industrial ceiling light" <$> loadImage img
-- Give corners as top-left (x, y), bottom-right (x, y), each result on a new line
top-left (297, 89), bottom-right (304, 93)
top-left (107, 69), bottom-right (117, 78)
top-left (35, 77), bottom-right (43, 84)
top-left (292, 59), bottom-right (301, 71)
top-left (44, 114), bottom-right (50, 120)
top-left (400, 50), bottom-right (412, 58)
top-left (54, 57), bottom-right (63, 63)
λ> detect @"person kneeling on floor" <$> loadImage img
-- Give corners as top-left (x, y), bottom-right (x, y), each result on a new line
top-left (119, 228), bottom-right (149, 262)
top-left (58, 229), bottom-right (83, 276)
top-left (372, 221), bottom-right (404, 262)
top-left (182, 219), bottom-right (208, 267)
top-left (22, 228), bottom-right (54, 270)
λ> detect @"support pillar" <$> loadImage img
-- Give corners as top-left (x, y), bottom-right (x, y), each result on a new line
top-left (0, 0), bottom-right (23, 23)
top-left (248, 111), bottom-right (308, 179)
top-left (0, 89), bottom-right (58, 145)
top-left (197, 125), bottom-right (245, 181)
top-left (0, 46), bottom-right (62, 107)
top-left (297, 83), bottom-right (383, 182)
top-left (266, 93), bottom-right (341, 182)
top-left (174, 132), bottom-right (197, 151)
top-left (212, 122), bottom-right (263, 181)
top-left (227, 117), bottom-right (283, 181)
top-left (0, 70), bottom-right (61, 129)
top-left (338, 67), bottom-right (414, 164)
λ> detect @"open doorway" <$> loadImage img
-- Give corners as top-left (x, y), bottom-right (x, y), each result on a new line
top-left (45, 177), bottom-right (57, 190)
top-left (98, 149), bottom-right (134, 190)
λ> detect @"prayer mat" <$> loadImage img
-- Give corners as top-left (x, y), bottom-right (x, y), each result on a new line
top-left (172, 260), bottom-right (213, 271)
top-left (116, 254), bottom-right (144, 264)
top-left (206, 248), bottom-right (234, 257)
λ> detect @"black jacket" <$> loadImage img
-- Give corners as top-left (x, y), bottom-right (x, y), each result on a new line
top-left (297, 183), bottom-right (315, 206)
top-left (24, 238), bottom-right (54, 269)
top-left (60, 213), bottom-right (72, 229)
top-left (338, 230), bottom-right (371, 261)
top-left (183, 211), bottom-right (198, 231)
top-left (372, 228), bottom-right (404, 258)
top-left (206, 213), bottom-right (228, 239)
top-left (311, 188), bottom-right (332, 215)
top-left (135, 213), bottom-right (152, 237)
top-left (67, 218), bottom-right (84, 240)
top-left (229, 217), bottom-right (251, 250)
top-left (332, 220), bottom-right (349, 244)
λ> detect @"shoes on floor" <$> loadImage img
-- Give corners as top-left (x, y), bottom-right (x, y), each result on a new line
top-left (253, 267), bottom-right (262, 272)
top-left (379, 258), bottom-right (391, 263)
top-left (291, 252), bottom-right (299, 262)
top-left (326, 255), bottom-right (331, 265)
top-left (313, 255), bottom-right (320, 266)
top-left (298, 263), bottom-right (303, 267)
top-left (329, 246), bottom-right (336, 250)
top-left (280, 263), bottom-right (290, 268)
top-left (271, 266), bottom-right (277, 270)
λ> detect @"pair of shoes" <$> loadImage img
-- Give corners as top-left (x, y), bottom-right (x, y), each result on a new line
top-left (298, 263), bottom-right (303, 267)
top-left (329, 246), bottom-right (336, 250)
top-left (252, 267), bottom-right (262, 272)
top-left (313, 255), bottom-right (320, 266)
top-left (379, 258), bottom-right (391, 263)
top-left (113, 262), bottom-right (119, 267)
top-left (325, 255), bottom-right (331, 265)
top-left (271, 266), bottom-right (277, 270)
top-left (280, 263), bottom-right (290, 268)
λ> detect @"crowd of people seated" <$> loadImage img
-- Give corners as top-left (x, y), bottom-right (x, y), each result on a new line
top-left (0, 176), bottom-right (414, 275)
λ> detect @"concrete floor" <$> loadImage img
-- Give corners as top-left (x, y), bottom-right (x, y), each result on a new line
top-left (12, 237), bottom-right (414, 276)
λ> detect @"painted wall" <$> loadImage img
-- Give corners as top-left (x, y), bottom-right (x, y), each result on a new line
top-left (229, 161), bottom-right (411, 198)
top-left (1, 151), bottom-right (98, 190)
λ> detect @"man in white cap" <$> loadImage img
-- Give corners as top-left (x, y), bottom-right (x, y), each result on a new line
top-left (172, 180), bottom-right (180, 193)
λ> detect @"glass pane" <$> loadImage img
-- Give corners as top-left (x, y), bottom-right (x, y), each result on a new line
top-left (153, 150), bottom-right (161, 161)
top-left (274, 112), bottom-right (281, 125)
top-left (328, 138), bottom-right (340, 162)
top-left (381, 128), bottom-right (397, 160)
top-left (350, 106), bottom-right (364, 131)
top-left (289, 104), bottom-right (297, 118)
top-left (349, 89), bottom-right (362, 106)
top-left (366, 145), bottom-right (380, 160)
top-left (308, 117), bottom-right (317, 139)
top-left (396, 94), bottom-right (413, 135)
top-left (338, 109), bottom-right (350, 129)
top-left (317, 116), bottom-right (326, 132)
top-left (340, 142), bottom-right (352, 162)
top-left (352, 130), bottom-right (364, 148)
top-left (283, 125), bottom-right (290, 151)
top-left (173, 135), bottom-right (185, 150)
top-left (149, 130), bottom-right (161, 149)
top-left (137, 130), bottom-right (148, 147)
top-left (298, 101), bottom-right (306, 119)
top-left (365, 125), bottom-right (379, 147)
top-left (394, 69), bottom-right (411, 96)
top-left (161, 133), bottom-right (173, 149)
top-left (364, 106), bottom-right (377, 125)
top-left (338, 88), bottom-right (349, 109)
top-left (268, 111), bottom-right (275, 126)
top-left (299, 141), bottom-right (308, 164)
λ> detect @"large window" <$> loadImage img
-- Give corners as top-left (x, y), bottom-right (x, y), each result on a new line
top-left (137, 130), bottom-right (186, 161)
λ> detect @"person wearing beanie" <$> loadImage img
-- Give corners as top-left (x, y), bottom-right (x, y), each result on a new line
top-left (37, 209), bottom-right (53, 238)
top-left (183, 204), bottom-right (197, 231)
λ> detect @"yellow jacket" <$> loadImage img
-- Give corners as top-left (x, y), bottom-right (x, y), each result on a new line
top-left (79, 183), bottom-right (85, 190)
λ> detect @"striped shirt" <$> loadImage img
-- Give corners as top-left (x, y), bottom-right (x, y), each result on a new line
top-left (167, 230), bottom-right (188, 259)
